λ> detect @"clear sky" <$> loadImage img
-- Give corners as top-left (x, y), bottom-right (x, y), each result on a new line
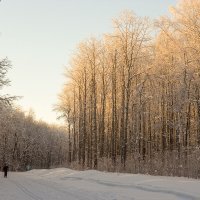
top-left (0, 0), bottom-right (176, 125)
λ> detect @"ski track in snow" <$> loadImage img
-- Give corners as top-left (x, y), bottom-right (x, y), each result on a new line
top-left (60, 176), bottom-right (199, 200)
top-left (0, 168), bottom-right (200, 200)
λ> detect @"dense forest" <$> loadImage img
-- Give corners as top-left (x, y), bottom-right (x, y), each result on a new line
top-left (0, 58), bottom-right (68, 170)
top-left (2, 0), bottom-right (200, 178)
top-left (57, 0), bottom-right (200, 178)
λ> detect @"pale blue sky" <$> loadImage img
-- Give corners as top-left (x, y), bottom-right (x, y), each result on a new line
top-left (0, 0), bottom-right (176, 124)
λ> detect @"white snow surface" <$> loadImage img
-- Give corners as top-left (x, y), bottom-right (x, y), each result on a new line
top-left (0, 168), bottom-right (200, 200)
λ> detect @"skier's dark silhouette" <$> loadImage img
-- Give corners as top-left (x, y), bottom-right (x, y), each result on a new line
top-left (3, 164), bottom-right (9, 178)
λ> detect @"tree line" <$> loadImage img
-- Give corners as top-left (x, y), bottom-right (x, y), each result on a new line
top-left (0, 58), bottom-right (68, 170)
top-left (58, 0), bottom-right (200, 178)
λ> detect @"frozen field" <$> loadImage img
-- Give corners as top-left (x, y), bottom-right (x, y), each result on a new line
top-left (0, 168), bottom-right (200, 200)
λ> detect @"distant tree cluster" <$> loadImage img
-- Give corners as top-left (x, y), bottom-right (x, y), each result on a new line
top-left (58, 0), bottom-right (200, 178)
top-left (0, 58), bottom-right (68, 171)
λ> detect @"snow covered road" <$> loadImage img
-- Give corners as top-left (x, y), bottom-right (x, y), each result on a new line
top-left (0, 168), bottom-right (200, 200)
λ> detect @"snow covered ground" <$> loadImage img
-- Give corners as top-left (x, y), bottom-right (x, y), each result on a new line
top-left (0, 168), bottom-right (200, 200)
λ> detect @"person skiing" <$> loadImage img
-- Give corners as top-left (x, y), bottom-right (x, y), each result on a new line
top-left (3, 164), bottom-right (9, 178)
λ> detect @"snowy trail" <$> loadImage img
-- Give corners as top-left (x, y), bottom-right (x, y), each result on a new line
top-left (0, 169), bottom-right (200, 200)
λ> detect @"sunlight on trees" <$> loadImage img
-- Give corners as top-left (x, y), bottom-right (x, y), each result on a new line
top-left (57, 1), bottom-right (200, 178)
